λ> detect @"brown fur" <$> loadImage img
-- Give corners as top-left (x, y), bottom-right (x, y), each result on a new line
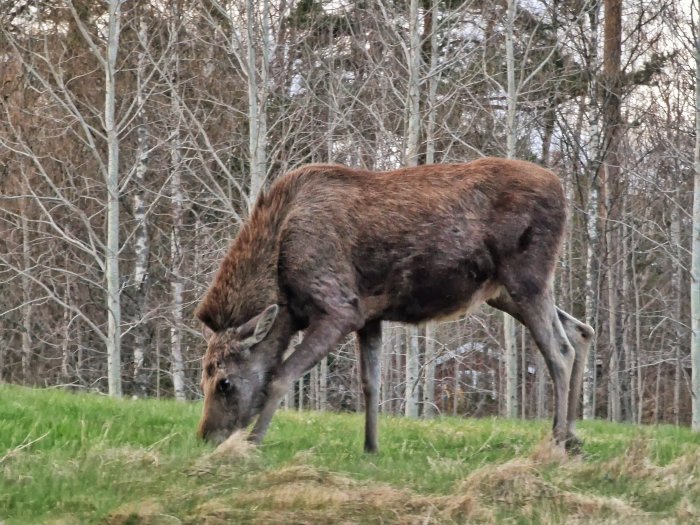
top-left (195, 158), bottom-right (593, 451)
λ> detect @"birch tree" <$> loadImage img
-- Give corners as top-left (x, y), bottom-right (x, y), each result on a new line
top-left (421, 0), bottom-right (439, 419)
top-left (102, 0), bottom-right (124, 397)
top-left (503, 0), bottom-right (518, 419)
top-left (131, 14), bottom-right (151, 398)
top-left (404, 0), bottom-right (422, 419)
top-left (583, 0), bottom-right (603, 420)
top-left (169, 3), bottom-right (186, 401)
top-left (692, 2), bottom-right (700, 431)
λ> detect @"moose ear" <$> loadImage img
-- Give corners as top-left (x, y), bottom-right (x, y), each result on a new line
top-left (202, 324), bottom-right (215, 342)
top-left (253, 304), bottom-right (279, 342)
top-left (240, 304), bottom-right (279, 348)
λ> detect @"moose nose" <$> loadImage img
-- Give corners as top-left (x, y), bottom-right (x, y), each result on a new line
top-left (198, 419), bottom-right (229, 444)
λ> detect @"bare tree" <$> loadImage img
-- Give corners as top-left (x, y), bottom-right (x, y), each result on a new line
top-left (692, 1), bottom-right (700, 432)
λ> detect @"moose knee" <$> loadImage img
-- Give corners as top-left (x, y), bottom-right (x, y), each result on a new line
top-left (267, 376), bottom-right (291, 402)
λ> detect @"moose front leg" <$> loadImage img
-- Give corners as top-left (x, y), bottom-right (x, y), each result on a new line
top-left (357, 320), bottom-right (382, 453)
top-left (249, 313), bottom-right (360, 445)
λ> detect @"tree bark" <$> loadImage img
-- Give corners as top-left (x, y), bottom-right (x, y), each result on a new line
top-left (132, 15), bottom-right (151, 398)
top-left (423, 323), bottom-right (437, 418)
top-left (403, 0), bottom-right (422, 419)
top-left (583, 1), bottom-right (602, 420)
top-left (672, 193), bottom-right (683, 425)
top-left (503, 0), bottom-right (519, 419)
top-left (20, 210), bottom-right (32, 383)
top-left (421, 0), bottom-right (439, 419)
top-left (405, 326), bottom-right (421, 418)
top-left (603, 0), bottom-right (623, 423)
top-left (105, 0), bottom-right (123, 397)
top-left (169, 5), bottom-right (185, 401)
top-left (246, 0), bottom-right (269, 207)
top-left (691, 18), bottom-right (700, 431)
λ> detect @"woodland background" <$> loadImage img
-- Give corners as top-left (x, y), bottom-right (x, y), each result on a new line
top-left (0, 0), bottom-right (698, 428)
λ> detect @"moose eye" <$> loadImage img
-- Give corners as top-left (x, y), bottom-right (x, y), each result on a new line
top-left (218, 378), bottom-right (233, 394)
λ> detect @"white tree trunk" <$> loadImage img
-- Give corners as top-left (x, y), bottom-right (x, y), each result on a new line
top-left (691, 24), bottom-right (700, 432)
top-left (405, 0), bottom-right (421, 166)
top-left (405, 326), bottom-right (420, 418)
top-left (421, 2), bottom-right (439, 419)
top-left (403, 0), bottom-right (422, 419)
top-left (20, 210), bottom-right (33, 383)
top-left (169, 9), bottom-right (185, 401)
top-left (583, 2), bottom-right (602, 420)
top-left (320, 356), bottom-right (328, 411)
top-left (423, 323), bottom-right (437, 418)
top-left (105, 0), bottom-right (122, 397)
top-left (607, 220), bottom-right (621, 422)
top-left (132, 16), bottom-right (150, 398)
top-left (671, 196), bottom-right (683, 425)
top-left (246, 0), bottom-right (269, 207)
top-left (503, 0), bottom-right (519, 419)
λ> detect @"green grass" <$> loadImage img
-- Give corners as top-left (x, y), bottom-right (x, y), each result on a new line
top-left (2, 384), bottom-right (700, 524)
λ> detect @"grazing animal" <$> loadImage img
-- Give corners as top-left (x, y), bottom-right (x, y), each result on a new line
top-left (196, 158), bottom-right (594, 452)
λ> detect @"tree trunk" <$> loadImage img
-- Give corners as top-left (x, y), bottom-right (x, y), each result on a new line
top-left (132, 16), bottom-right (151, 398)
top-left (246, 0), bottom-right (269, 207)
top-left (603, 0), bottom-right (623, 424)
top-left (621, 210), bottom-right (635, 422)
top-left (319, 356), bottom-right (328, 411)
top-left (423, 323), bottom-right (437, 418)
top-left (536, 352), bottom-right (547, 419)
top-left (583, 1), bottom-right (602, 420)
top-left (421, 0), bottom-right (439, 420)
top-left (105, 0), bottom-right (122, 397)
top-left (403, 0), bottom-right (422, 419)
top-left (20, 210), bottom-right (32, 383)
top-left (405, 326), bottom-right (420, 418)
top-left (632, 241), bottom-right (643, 423)
top-left (503, 0), bottom-right (519, 419)
top-left (691, 20), bottom-right (700, 432)
top-left (607, 222), bottom-right (621, 422)
top-left (169, 8), bottom-right (185, 401)
top-left (453, 356), bottom-right (460, 416)
top-left (672, 195), bottom-right (683, 425)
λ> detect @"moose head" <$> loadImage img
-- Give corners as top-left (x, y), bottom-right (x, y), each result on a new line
top-left (197, 304), bottom-right (284, 444)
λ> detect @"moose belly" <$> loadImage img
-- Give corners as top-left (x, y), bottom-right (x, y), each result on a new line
top-left (377, 264), bottom-right (502, 324)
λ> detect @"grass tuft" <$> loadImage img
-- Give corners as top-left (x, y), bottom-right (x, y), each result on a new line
top-left (212, 430), bottom-right (259, 460)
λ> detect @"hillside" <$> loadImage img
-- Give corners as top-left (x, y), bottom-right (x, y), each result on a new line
top-left (2, 385), bottom-right (700, 524)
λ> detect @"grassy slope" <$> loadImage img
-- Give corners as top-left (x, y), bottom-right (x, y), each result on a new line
top-left (2, 385), bottom-right (700, 524)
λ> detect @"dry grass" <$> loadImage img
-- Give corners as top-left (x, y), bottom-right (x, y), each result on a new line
top-left (211, 430), bottom-right (259, 461)
top-left (96, 439), bottom-right (700, 524)
top-left (107, 438), bottom-right (700, 525)
top-left (191, 465), bottom-right (442, 524)
top-left (105, 499), bottom-right (179, 525)
top-left (186, 457), bottom-right (641, 525)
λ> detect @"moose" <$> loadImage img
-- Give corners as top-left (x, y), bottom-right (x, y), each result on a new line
top-left (195, 158), bottom-right (594, 453)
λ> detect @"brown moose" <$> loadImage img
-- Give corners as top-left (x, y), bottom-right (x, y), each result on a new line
top-left (195, 158), bottom-right (594, 452)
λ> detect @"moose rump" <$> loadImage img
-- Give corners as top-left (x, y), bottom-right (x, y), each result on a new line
top-left (195, 158), bottom-right (594, 452)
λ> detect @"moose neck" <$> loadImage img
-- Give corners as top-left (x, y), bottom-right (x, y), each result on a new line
top-left (196, 192), bottom-right (288, 332)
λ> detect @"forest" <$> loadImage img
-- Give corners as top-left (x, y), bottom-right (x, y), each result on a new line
top-left (0, 0), bottom-right (698, 429)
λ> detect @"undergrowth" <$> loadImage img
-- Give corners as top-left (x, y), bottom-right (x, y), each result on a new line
top-left (2, 384), bottom-right (700, 524)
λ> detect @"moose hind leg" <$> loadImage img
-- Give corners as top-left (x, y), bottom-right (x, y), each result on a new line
top-left (489, 288), bottom-right (575, 446)
top-left (556, 307), bottom-right (594, 449)
top-left (357, 320), bottom-right (382, 453)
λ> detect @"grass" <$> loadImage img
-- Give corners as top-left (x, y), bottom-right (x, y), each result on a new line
top-left (2, 384), bottom-right (700, 524)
